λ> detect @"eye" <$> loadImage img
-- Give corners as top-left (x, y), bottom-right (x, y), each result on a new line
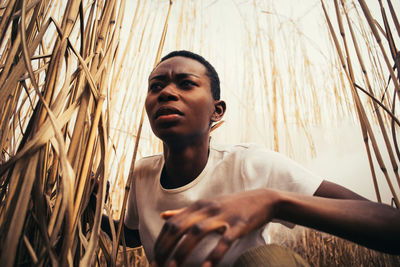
top-left (180, 80), bottom-right (197, 90)
top-left (149, 82), bottom-right (163, 92)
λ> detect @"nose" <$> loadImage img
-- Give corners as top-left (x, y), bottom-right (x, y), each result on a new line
top-left (157, 84), bottom-right (178, 102)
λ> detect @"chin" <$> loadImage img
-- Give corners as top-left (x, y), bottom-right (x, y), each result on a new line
top-left (155, 130), bottom-right (210, 148)
top-left (153, 127), bottom-right (183, 142)
top-left (155, 133), bottom-right (186, 147)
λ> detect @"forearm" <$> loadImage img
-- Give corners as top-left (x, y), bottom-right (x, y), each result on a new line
top-left (101, 215), bottom-right (142, 248)
top-left (271, 189), bottom-right (400, 254)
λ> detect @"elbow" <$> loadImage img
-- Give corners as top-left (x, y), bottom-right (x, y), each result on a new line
top-left (361, 223), bottom-right (400, 255)
top-left (371, 239), bottom-right (400, 255)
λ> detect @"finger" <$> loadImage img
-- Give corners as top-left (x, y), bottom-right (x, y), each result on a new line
top-left (172, 220), bottom-right (228, 266)
top-left (205, 227), bottom-right (242, 266)
top-left (153, 222), bottom-right (181, 266)
top-left (160, 208), bottom-right (184, 220)
top-left (154, 210), bottom-right (211, 266)
top-left (160, 199), bottom-right (209, 221)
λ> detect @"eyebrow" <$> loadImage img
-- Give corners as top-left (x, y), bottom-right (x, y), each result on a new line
top-left (149, 73), bottom-right (200, 81)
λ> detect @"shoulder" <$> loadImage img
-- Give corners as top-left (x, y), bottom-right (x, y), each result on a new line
top-left (133, 154), bottom-right (163, 177)
top-left (209, 143), bottom-right (284, 177)
top-left (210, 142), bottom-right (278, 163)
top-left (136, 153), bottom-right (163, 165)
top-left (210, 142), bottom-right (269, 156)
top-left (210, 142), bottom-right (323, 195)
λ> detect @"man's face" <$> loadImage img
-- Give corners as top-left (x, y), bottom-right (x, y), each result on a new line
top-left (145, 56), bottom-right (216, 142)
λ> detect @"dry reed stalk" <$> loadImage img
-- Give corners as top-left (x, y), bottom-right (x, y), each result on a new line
top-left (271, 40), bottom-right (279, 152)
top-left (322, 0), bottom-right (400, 206)
top-left (350, 0), bottom-right (400, 201)
top-left (1, 1), bottom-right (398, 266)
top-left (175, 0), bottom-right (185, 49)
top-left (335, 1), bottom-right (386, 202)
top-left (106, 0), bottom-right (146, 176)
top-left (327, 0), bottom-right (380, 201)
top-left (302, 47), bottom-right (322, 126)
top-left (110, 0), bottom-right (141, 97)
top-left (0, 0), bottom-right (125, 265)
top-left (115, 0), bottom-right (174, 262)
top-left (358, 0), bottom-right (400, 104)
top-left (341, 1), bottom-right (400, 194)
top-left (279, 77), bottom-right (295, 158)
top-left (276, 225), bottom-right (400, 266)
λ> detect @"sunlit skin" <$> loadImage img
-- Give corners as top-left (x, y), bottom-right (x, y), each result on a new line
top-left (145, 56), bottom-right (225, 188)
top-left (142, 56), bottom-right (400, 267)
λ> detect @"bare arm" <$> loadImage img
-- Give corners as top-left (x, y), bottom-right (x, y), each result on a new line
top-left (279, 184), bottom-right (399, 254)
top-left (100, 215), bottom-right (141, 248)
top-left (314, 180), bottom-right (368, 200)
top-left (153, 181), bottom-right (400, 266)
top-left (91, 180), bottom-right (141, 248)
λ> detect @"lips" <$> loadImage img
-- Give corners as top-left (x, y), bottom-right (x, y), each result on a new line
top-left (154, 106), bottom-right (183, 119)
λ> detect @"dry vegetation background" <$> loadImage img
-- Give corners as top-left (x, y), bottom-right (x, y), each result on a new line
top-left (0, 0), bottom-right (399, 266)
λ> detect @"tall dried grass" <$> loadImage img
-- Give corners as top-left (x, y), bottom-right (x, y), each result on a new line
top-left (0, 0), bottom-right (128, 266)
top-left (321, 0), bottom-right (400, 206)
top-left (0, 0), bottom-right (174, 265)
top-left (270, 224), bottom-right (400, 267)
top-left (1, 0), bottom-right (399, 266)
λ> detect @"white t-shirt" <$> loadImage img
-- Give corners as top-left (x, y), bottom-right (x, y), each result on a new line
top-left (125, 143), bottom-right (323, 266)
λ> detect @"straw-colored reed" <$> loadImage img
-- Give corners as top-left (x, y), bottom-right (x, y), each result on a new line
top-left (321, 0), bottom-right (400, 206)
top-left (1, 0), bottom-right (399, 266)
top-left (0, 0), bottom-right (129, 265)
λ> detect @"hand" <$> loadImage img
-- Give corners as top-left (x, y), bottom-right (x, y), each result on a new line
top-left (152, 188), bottom-right (279, 267)
top-left (88, 173), bottom-right (109, 211)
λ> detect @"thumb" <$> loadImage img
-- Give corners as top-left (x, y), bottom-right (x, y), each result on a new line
top-left (160, 208), bottom-right (184, 220)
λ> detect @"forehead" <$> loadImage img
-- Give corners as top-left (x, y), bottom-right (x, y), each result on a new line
top-left (149, 56), bottom-right (208, 80)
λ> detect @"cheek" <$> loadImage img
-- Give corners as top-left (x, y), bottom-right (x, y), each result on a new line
top-left (145, 99), bottom-right (156, 127)
top-left (192, 98), bottom-right (214, 121)
top-left (144, 95), bottom-right (152, 115)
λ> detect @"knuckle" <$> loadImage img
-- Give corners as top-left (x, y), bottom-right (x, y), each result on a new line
top-left (159, 222), bottom-right (169, 234)
top-left (190, 223), bottom-right (204, 235)
top-left (164, 221), bottom-right (181, 235)
top-left (205, 235), bottom-right (235, 265)
top-left (230, 215), bottom-right (248, 226)
top-left (194, 199), bottom-right (222, 215)
top-left (221, 235), bottom-right (234, 246)
top-left (206, 203), bottom-right (221, 215)
top-left (173, 248), bottom-right (188, 264)
top-left (193, 199), bottom-right (209, 208)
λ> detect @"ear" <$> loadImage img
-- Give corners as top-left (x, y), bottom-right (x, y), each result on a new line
top-left (211, 100), bottom-right (226, 122)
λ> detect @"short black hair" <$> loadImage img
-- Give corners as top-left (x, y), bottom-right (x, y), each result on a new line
top-left (159, 50), bottom-right (221, 100)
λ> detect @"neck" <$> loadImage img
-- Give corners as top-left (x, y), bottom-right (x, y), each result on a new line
top-left (161, 135), bottom-right (210, 189)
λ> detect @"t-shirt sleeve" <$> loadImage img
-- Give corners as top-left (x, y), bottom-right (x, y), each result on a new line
top-left (241, 145), bottom-right (324, 228)
top-left (241, 145), bottom-right (323, 195)
top-left (124, 169), bottom-right (139, 229)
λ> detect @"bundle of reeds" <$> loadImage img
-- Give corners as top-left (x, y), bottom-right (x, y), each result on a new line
top-left (0, 0), bottom-right (128, 265)
top-left (0, 0), bottom-right (175, 265)
top-left (1, 0), bottom-right (399, 266)
top-left (321, 0), bottom-right (400, 206)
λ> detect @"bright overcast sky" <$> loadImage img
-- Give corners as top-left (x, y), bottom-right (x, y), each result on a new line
top-left (116, 0), bottom-right (399, 204)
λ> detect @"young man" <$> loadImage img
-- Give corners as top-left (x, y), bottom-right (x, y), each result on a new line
top-left (121, 50), bottom-right (400, 267)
